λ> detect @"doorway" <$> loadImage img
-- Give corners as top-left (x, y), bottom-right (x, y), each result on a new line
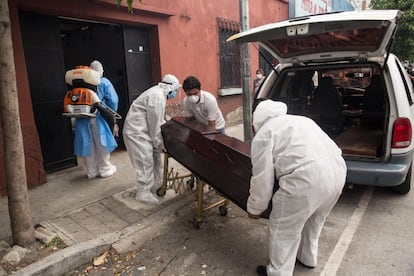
top-left (19, 11), bottom-right (153, 172)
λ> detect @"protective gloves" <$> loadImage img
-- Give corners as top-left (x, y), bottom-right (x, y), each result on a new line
top-left (113, 123), bottom-right (119, 137)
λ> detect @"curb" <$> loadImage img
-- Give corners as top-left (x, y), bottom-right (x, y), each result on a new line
top-left (13, 233), bottom-right (117, 276)
top-left (13, 194), bottom-right (193, 275)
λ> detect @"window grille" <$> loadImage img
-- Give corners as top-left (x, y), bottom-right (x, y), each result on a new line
top-left (217, 18), bottom-right (241, 88)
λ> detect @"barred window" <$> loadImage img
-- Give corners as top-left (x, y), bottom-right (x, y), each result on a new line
top-left (217, 18), bottom-right (241, 88)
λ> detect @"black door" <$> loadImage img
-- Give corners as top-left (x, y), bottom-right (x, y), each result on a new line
top-left (123, 26), bottom-right (153, 104)
top-left (120, 26), bottom-right (153, 147)
top-left (19, 11), bottom-right (76, 172)
top-left (19, 11), bottom-right (153, 170)
top-left (60, 19), bottom-right (128, 148)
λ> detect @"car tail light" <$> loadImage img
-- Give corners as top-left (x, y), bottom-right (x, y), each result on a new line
top-left (392, 118), bottom-right (412, 148)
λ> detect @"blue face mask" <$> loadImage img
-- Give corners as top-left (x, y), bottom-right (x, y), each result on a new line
top-left (167, 90), bottom-right (177, 99)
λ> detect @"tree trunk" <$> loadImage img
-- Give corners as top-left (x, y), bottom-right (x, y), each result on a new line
top-left (0, 0), bottom-right (35, 246)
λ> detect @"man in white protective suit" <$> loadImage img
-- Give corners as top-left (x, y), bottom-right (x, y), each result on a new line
top-left (123, 74), bottom-right (180, 205)
top-left (247, 99), bottom-right (347, 276)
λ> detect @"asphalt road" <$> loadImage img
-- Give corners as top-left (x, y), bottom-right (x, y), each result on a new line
top-left (66, 182), bottom-right (414, 276)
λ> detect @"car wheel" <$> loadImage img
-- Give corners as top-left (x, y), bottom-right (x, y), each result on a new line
top-left (392, 164), bottom-right (411, 194)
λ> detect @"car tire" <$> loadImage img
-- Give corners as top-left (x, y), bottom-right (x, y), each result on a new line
top-left (392, 164), bottom-right (411, 194)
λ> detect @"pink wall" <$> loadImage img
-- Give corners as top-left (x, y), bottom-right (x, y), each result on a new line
top-left (155, 0), bottom-right (288, 106)
top-left (1, 0), bottom-right (48, 196)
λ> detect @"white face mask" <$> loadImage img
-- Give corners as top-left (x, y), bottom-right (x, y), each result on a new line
top-left (256, 74), bottom-right (263, 79)
top-left (188, 95), bottom-right (200, 104)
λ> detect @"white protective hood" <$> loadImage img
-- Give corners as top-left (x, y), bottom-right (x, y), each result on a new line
top-left (90, 60), bottom-right (104, 77)
top-left (253, 100), bottom-right (287, 132)
top-left (158, 74), bottom-right (180, 97)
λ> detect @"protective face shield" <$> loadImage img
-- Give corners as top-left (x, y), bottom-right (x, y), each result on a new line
top-left (161, 74), bottom-right (180, 98)
top-left (187, 95), bottom-right (200, 104)
top-left (167, 90), bottom-right (177, 99)
top-left (90, 60), bottom-right (104, 78)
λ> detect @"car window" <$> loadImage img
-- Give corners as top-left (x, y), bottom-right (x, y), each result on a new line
top-left (322, 67), bottom-right (374, 89)
top-left (269, 64), bottom-right (389, 115)
top-left (395, 59), bottom-right (414, 105)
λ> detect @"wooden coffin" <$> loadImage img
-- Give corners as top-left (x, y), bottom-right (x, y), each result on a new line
top-left (161, 117), bottom-right (271, 218)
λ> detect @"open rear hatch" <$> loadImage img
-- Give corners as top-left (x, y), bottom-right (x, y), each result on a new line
top-left (228, 10), bottom-right (402, 65)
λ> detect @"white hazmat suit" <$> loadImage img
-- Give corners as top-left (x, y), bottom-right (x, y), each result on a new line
top-left (247, 100), bottom-right (347, 276)
top-left (123, 74), bottom-right (180, 205)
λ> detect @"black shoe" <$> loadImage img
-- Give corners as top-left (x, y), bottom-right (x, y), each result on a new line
top-left (296, 258), bottom-right (315, 269)
top-left (256, 265), bottom-right (268, 276)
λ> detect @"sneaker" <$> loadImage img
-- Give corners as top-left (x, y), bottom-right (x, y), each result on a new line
top-left (87, 173), bottom-right (97, 179)
top-left (256, 265), bottom-right (268, 276)
top-left (135, 191), bottom-right (160, 206)
top-left (100, 165), bottom-right (117, 178)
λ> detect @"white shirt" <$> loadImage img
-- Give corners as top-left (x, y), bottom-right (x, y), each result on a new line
top-left (183, 90), bottom-right (225, 130)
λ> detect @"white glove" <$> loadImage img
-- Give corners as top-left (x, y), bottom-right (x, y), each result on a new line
top-left (113, 123), bottom-right (119, 137)
top-left (158, 143), bottom-right (167, 153)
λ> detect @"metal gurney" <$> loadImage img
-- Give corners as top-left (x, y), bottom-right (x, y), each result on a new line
top-left (159, 151), bottom-right (229, 228)
top-left (161, 117), bottom-right (272, 225)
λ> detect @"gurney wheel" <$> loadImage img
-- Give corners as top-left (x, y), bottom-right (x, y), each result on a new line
top-left (187, 178), bottom-right (195, 190)
top-left (156, 188), bottom-right (166, 197)
top-left (219, 206), bottom-right (228, 216)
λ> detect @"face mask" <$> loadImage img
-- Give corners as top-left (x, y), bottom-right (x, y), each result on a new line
top-left (188, 95), bottom-right (200, 104)
top-left (167, 90), bottom-right (177, 99)
top-left (256, 74), bottom-right (263, 79)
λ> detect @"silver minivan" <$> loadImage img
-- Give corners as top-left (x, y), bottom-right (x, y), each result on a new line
top-left (229, 10), bottom-right (413, 194)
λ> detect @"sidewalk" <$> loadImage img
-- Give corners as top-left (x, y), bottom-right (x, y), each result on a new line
top-left (0, 124), bottom-right (245, 275)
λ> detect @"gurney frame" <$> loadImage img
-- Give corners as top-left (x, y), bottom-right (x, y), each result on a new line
top-left (160, 152), bottom-right (229, 228)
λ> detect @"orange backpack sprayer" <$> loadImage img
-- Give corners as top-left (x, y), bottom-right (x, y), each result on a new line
top-left (63, 66), bottom-right (121, 130)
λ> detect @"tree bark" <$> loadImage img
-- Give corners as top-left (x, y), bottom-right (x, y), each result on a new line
top-left (0, 0), bottom-right (35, 246)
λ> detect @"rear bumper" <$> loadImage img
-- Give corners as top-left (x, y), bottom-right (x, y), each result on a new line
top-left (346, 151), bottom-right (413, 187)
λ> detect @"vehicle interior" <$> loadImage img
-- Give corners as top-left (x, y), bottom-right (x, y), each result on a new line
top-left (265, 64), bottom-right (388, 159)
